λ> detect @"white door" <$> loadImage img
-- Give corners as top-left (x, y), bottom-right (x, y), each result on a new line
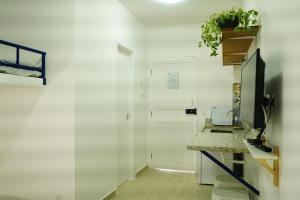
top-left (149, 57), bottom-right (198, 171)
top-left (116, 45), bottom-right (133, 186)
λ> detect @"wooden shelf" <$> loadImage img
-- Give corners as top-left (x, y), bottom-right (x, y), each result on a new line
top-left (222, 27), bottom-right (260, 66)
top-left (243, 139), bottom-right (279, 187)
top-left (243, 139), bottom-right (278, 160)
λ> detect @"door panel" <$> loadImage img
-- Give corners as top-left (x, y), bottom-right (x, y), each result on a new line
top-left (151, 121), bottom-right (194, 170)
top-left (149, 58), bottom-right (197, 171)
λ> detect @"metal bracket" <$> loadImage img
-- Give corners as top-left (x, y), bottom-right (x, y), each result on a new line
top-left (201, 151), bottom-right (260, 196)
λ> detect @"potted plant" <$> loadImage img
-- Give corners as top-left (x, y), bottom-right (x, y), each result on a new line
top-left (199, 8), bottom-right (259, 56)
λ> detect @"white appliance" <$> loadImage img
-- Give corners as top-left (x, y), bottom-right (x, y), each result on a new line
top-left (199, 151), bottom-right (233, 185)
top-left (211, 106), bottom-right (232, 126)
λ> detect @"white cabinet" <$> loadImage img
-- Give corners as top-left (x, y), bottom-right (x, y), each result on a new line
top-left (199, 151), bottom-right (233, 185)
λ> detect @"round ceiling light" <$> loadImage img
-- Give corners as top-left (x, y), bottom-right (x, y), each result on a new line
top-left (155, 0), bottom-right (185, 4)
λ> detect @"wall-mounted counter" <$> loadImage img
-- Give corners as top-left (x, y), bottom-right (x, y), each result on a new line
top-left (187, 128), bottom-right (260, 196)
top-left (187, 129), bottom-right (255, 153)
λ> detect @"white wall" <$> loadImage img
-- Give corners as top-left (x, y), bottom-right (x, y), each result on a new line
top-left (75, 0), bottom-right (148, 199)
top-left (0, 1), bottom-right (148, 200)
top-left (148, 25), bottom-right (233, 128)
top-left (0, 1), bottom-right (75, 200)
top-left (242, 1), bottom-right (300, 200)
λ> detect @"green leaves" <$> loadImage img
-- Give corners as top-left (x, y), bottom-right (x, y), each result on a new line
top-left (200, 18), bottom-right (222, 56)
top-left (199, 8), bottom-right (259, 56)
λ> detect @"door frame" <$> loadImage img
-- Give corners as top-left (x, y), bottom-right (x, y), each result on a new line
top-left (147, 56), bottom-right (199, 171)
top-left (116, 43), bottom-right (135, 185)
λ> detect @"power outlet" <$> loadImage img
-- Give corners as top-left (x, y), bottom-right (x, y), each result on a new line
top-left (56, 194), bottom-right (63, 200)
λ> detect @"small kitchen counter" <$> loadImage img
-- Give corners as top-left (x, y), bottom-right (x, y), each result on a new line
top-left (187, 126), bottom-right (261, 195)
top-left (187, 128), bottom-right (257, 153)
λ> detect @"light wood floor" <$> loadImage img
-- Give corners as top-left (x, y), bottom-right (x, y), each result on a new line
top-left (111, 168), bottom-right (212, 200)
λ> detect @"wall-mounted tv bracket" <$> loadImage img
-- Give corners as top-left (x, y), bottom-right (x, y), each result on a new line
top-left (200, 151), bottom-right (260, 196)
top-left (263, 93), bottom-right (277, 118)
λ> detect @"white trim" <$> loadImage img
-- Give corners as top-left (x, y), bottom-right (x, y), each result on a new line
top-left (100, 188), bottom-right (116, 200)
top-left (155, 168), bottom-right (195, 174)
top-left (135, 163), bottom-right (150, 174)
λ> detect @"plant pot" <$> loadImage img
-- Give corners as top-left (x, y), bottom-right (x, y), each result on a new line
top-left (217, 17), bottom-right (239, 29)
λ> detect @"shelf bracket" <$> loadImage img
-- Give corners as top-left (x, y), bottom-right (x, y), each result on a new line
top-left (219, 152), bottom-right (246, 165)
top-left (257, 147), bottom-right (279, 187)
top-left (200, 151), bottom-right (260, 196)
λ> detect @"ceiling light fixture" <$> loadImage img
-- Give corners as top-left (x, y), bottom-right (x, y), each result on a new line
top-left (155, 0), bottom-right (185, 4)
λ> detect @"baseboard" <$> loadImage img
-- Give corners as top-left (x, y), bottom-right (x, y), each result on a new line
top-left (101, 164), bottom-right (149, 200)
top-left (135, 163), bottom-right (149, 177)
top-left (101, 189), bottom-right (116, 200)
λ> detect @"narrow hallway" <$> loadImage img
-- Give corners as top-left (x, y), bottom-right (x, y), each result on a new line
top-left (112, 168), bottom-right (212, 200)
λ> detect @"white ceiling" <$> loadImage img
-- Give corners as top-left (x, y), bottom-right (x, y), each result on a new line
top-left (119, 0), bottom-right (243, 28)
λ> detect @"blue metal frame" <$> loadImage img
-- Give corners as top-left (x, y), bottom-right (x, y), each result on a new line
top-left (200, 151), bottom-right (260, 196)
top-left (0, 39), bottom-right (46, 85)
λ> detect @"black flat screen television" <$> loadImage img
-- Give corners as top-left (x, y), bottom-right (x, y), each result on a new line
top-left (240, 49), bottom-right (266, 130)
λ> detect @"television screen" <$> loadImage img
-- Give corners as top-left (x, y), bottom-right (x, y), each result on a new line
top-left (240, 49), bottom-right (266, 129)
